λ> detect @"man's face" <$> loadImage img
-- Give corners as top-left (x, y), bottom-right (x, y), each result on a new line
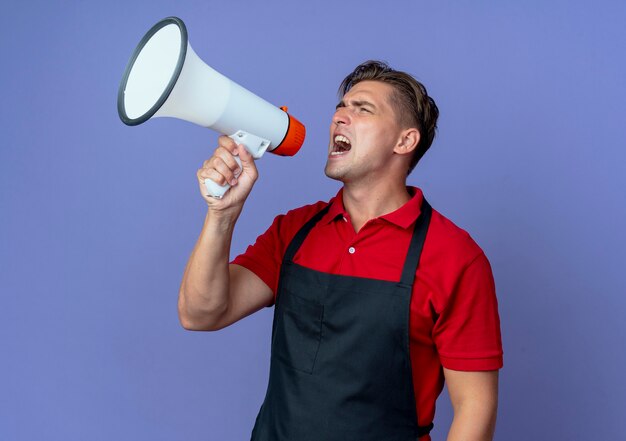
top-left (325, 80), bottom-right (404, 183)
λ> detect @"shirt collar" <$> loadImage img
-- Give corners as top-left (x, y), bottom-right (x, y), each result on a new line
top-left (321, 187), bottom-right (348, 224)
top-left (322, 186), bottom-right (424, 229)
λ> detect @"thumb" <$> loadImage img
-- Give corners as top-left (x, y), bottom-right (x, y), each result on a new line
top-left (237, 144), bottom-right (256, 170)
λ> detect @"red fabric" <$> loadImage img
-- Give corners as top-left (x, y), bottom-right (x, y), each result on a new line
top-left (232, 187), bottom-right (503, 436)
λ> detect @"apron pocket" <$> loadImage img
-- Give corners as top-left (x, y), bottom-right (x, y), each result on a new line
top-left (273, 291), bottom-right (324, 374)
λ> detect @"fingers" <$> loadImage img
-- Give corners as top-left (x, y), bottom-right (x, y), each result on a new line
top-left (197, 136), bottom-right (260, 204)
top-left (218, 135), bottom-right (257, 175)
top-left (235, 144), bottom-right (258, 178)
top-left (236, 142), bottom-right (253, 164)
top-left (198, 161), bottom-right (233, 188)
top-left (198, 145), bottom-right (242, 187)
top-left (217, 135), bottom-right (238, 153)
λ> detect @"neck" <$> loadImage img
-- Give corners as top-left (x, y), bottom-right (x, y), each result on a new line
top-left (342, 179), bottom-right (411, 232)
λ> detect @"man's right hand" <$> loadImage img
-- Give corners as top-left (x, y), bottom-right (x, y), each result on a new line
top-left (181, 135), bottom-right (272, 332)
top-left (197, 135), bottom-right (259, 217)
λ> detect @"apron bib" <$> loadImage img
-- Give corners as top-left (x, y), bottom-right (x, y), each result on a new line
top-left (251, 199), bottom-right (433, 441)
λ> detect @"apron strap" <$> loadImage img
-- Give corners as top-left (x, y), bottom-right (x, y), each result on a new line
top-left (283, 204), bottom-right (331, 263)
top-left (418, 422), bottom-right (435, 437)
top-left (283, 197), bottom-right (432, 280)
top-left (399, 197), bottom-right (432, 287)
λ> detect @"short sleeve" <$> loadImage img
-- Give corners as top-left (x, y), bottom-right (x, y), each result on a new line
top-left (433, 252), bottom-right (503, 371)
top-left (231, 214), bottom-right (286, 307)
top-left (231, 201), bottom-right (330, 307)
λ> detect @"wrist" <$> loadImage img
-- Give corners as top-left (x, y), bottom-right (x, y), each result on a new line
top-left (203, 206), bottom-right (240, 234)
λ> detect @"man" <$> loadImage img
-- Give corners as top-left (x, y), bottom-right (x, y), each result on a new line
top-left (178, 61), bottom-right (503, 441)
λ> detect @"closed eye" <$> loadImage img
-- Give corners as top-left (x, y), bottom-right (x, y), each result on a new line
top-left (335, 100), bottom-right (375, 113)
top-left (352, 99), bottom-right (376, 113)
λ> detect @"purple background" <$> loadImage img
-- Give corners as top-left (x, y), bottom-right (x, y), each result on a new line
top-left (1, 1), bottom-right (625, 440)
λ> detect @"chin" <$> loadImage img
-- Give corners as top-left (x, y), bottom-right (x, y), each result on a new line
top-left (324, 166), bottom-right (339, 180)
top-left (324, 165), bottom-right (343, 181)
top-left (324, 167), bottom-right (351, 184)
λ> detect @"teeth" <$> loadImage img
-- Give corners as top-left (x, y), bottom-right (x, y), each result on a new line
top-left (334, 135), bottom-right (350, 144)
top-left (330, 151), bottom-right (346, 156)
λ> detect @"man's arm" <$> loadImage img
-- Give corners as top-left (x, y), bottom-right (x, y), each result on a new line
top-left (444, 368), bottom-right (499, 441)
top-left (178, 136), bottom-right (273, 331)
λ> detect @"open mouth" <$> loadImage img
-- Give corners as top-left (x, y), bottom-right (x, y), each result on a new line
top-left (330, 134), bottom-right (351, 156)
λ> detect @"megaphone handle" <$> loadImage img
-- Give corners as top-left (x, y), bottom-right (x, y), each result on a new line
top-left (204, 155), bottom-right (242, 199)
top-left (203, 131), bottom-right (269, 199)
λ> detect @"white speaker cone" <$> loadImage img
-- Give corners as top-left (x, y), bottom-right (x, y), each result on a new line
top-left (118, 17), bottom-right (188, 125)
top-left (124, 24), bottom-right (181, 119)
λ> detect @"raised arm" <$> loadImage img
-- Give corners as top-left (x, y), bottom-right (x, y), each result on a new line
top-left (178, 135), bottom-right (273, 331)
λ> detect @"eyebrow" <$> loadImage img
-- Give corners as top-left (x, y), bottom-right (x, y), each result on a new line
top-left (336, 99), bottom-right (377, 110)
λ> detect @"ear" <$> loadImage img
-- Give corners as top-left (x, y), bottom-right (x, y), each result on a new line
top-left (393, 128), bottom-right (420, 156)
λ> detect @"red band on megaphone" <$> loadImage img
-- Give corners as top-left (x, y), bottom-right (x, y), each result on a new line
top-left (271, 108), bottom-right (306, 157)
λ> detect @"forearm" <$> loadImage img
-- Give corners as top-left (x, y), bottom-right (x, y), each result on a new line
top-left (178, 136), bottom-right (258, 329)
top-left (178, 209), bottom-right (239, 329)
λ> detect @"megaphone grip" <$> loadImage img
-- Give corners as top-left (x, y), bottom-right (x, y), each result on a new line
top-left (203, 131), bottom-right (268, 198)
top-left (204, 155), bottom-right (243, 199)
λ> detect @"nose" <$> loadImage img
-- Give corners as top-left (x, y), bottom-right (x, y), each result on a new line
top-left (333, 106), bottom-right (350, 126)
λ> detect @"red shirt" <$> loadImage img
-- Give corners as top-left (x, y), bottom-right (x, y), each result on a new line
top-left (233, 187), bottom-right (503, 437)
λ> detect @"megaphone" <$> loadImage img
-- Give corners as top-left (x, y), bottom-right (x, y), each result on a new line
top-left (117, 16), bottom-right (305, 198)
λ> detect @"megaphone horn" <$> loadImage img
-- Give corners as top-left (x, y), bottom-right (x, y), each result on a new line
top-left (117, 17), bottom-right (305, 198)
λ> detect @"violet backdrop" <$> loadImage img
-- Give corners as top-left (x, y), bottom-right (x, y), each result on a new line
top-left (1, 1), bottom-right (625, 440)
